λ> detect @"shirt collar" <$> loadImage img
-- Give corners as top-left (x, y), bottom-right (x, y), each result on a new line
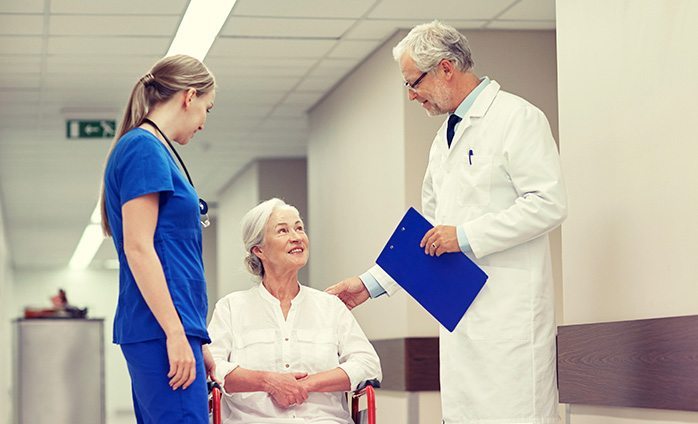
top-left (453, 76), bottom-right (490, 118)
top-left (257, 280), bottom-right (305, 305)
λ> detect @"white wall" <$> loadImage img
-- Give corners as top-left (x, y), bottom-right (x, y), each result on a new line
top-left (0, 201), bottom-right (14, 424)
top-left (10, 269), bottom-right (132, 424)
top-left (308, 29), bottom-right (560, 423)
top-left (217, 163), bottom-right (261, 297)
top-left (203, 219), bottom-right (218, 322)
top-left (257, 159), bottom-right (309, 285)
top-left (557, 0), bottom-right (698, 422)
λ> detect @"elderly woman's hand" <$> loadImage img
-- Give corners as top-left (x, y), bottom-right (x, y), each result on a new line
top-left (263, 371), bottom-right (309, 408)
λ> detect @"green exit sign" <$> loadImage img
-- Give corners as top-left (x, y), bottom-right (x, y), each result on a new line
top-left (66, 119), bottom-right (116, 139)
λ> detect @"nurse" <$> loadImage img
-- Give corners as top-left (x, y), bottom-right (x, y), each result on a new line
top-left (327, 21), bottom-right (567, 424)
top-left (100, 54), bottom-right (216, 423)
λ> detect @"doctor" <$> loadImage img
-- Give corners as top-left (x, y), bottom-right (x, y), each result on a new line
top-left (327, 21), bottom-right (567, 424)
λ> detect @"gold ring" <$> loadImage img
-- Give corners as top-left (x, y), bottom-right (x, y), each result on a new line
top-left (431, 243), bottom-right (437, 248)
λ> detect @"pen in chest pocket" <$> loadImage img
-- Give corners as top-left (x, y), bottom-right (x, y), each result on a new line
top-left (468, 149), bottom-right (474, 165)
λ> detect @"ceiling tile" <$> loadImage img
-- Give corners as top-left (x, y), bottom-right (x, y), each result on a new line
top-left (328, 40), bottom-right (381, 59)
top-left (0, 0), bottom-right (45, 13)
top-left (296, 76), bottom-right (341, 91)
top-left (345, 19), bottom-right (490, 40)
top-left (283, 91), bottom-right (324, 106)
top-left (0, 74), bottom-right (40, 89)
top-left (499, 0), bottom-right (556, 20)
top-left (49, 15), bottom-right (179, 36)
top-left (309, 58), bottom-right (357, 77)
top-left (233, 0), bottom-right (375, 19)
top-left (50, 0), bottom-right (187, 15)
top-left (47, 36), bottom-right (169, 55)
top-left (0, 15), bottom-right (44, 35)
top-left (369, 0), bottom-right (516, 20)
top-left (0, 56), bottom-right (42, 73)
top-left (209, 37), bottom-right (335, 59)
top-left (46, 54), bottom-right (159, 74)
top-left (221, 16), bottom-right (354, 38)
top-left (0, 36), bottom-right (43, 55)
top-left (486, 20), bottom-right (555, 30)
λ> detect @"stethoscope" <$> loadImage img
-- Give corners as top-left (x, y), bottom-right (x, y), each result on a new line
top-left (142, 118), bottom-right (210, 228)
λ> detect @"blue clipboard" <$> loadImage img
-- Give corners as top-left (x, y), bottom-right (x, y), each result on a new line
top-left (376, 207), bottom-right (488, 332)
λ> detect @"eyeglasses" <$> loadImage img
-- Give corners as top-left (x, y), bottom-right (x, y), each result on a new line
top-left (404, 71), bottom-right (429, 91)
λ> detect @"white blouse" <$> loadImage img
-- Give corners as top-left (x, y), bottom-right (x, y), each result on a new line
top-left (208, 283), bottom-right (382, 424)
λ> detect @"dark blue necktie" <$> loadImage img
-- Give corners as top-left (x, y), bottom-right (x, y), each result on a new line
top-left (446, 114), bottom-right (462, 148)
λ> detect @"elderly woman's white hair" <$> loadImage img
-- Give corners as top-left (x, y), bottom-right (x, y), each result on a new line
top-left (241, 198), bottom-right (300, 278)
top-left (392, 20), bottom-right (474, 73)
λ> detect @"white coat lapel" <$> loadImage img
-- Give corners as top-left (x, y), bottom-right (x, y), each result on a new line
top-left (447, 81), bottom-right (501, 154)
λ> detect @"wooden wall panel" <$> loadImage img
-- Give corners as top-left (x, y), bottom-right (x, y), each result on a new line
top-left (372, 337), bottom-right (440, 391)
top-left (557, 315), bottom-right (698, 411)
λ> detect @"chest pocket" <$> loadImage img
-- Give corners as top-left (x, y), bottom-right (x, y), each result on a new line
top-left (455, 153), bottom-right (493, 207)
top-left (236, 329), bottom-right (277, 371)
top-left (295, 328), bottom-right (338, 373)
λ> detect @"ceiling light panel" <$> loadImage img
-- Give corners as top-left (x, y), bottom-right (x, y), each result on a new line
top-left (328, 40), bottom-right (382, 59)
top-left (0, 36), bottom-right (43, 55)
top-left (368, 0), bottom-right (516, 20)
top-left (232, 0), bottom-right (374, 19)
top-left (221, 17), bottom-right (354, 38)
top-left (49, 15), bottom-right (179, 36)
top-left (0, 15), bottom-right (44, 35)
top-left (0, 0), bottom-right (44, 13)
top-left (50, 0), bottom-right (187, 15)
top-left (48, 36), bottom-right (169, 55)
top-left (209, 37), bottom-right (335, 59)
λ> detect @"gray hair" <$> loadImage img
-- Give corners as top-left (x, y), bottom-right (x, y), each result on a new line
top-left (392, 20), bottom-right (474, 73)
top-left (241, 198), bottom-right (300, 278)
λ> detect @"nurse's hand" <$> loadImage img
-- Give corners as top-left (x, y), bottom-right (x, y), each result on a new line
top-left (166, 332), bottom-right (196, 390)
top-left (325, 276), bottom-right (369, 310)
top-left (420, 225), bottom-right (459, 257)
top-left (264, 372), bottom-right (309, 408)
top-left (202, 345), bottom-right (218, 383)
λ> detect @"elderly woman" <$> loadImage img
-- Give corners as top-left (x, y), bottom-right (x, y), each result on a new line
top-left (208, 198), bottom-right (381, 423)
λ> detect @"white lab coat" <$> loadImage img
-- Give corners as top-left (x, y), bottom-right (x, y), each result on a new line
top-left (369, 81), bottom-right (566, 423)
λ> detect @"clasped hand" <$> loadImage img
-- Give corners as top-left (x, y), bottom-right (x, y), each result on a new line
top-left (266, 371), bottom-right (310, 409)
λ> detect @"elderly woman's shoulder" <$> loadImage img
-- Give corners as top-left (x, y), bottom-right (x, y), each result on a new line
top-left (215, 285), bottom-right (258, 306)
top-left (303, 285), bottom-right (348, 307)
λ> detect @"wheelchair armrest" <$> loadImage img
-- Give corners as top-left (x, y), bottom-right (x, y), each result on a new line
top-left (355, 379), bottom-right (381, 391)
top-left (207, 380), bottom-right (222, 393)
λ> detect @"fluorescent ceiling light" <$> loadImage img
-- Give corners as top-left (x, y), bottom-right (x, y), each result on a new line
top-left (69, 0), bottom-right (235, 270)
top-left (69, 203), bottom-right (104, 270)
top-left (167, 0), bottom-right (238, 60)
top-left (69, 224), bottom-right (105, 270)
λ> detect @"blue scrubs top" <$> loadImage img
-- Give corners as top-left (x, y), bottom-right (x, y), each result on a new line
top-left (104, 128), bottom-right (210, 344)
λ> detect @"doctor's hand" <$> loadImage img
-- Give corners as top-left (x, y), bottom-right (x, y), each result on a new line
top-left (264, 371), bottom-right (309, 409)
top-left (325, 276), bottom-right (369, 310)
top-left (420, 225), bottom-right (459, 257)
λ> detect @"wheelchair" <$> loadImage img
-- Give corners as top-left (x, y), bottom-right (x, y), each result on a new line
top-left (209, 379), bottom-right (380, 424)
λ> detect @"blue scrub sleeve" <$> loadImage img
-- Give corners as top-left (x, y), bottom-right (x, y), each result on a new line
top-left (117, 136), bottom-right (174, 206)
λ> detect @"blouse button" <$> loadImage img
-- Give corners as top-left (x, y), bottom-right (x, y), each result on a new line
top-left (284, 337), bottom-right (289, 341)
top-left (285, 363), bottom-right (290, 368)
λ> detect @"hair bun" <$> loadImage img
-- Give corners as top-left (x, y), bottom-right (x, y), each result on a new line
top-left (139, 73), bottom-right (155, 86)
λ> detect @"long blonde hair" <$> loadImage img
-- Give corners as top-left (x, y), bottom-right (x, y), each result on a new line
top-left (100, 55), bottom-right (216, 236)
